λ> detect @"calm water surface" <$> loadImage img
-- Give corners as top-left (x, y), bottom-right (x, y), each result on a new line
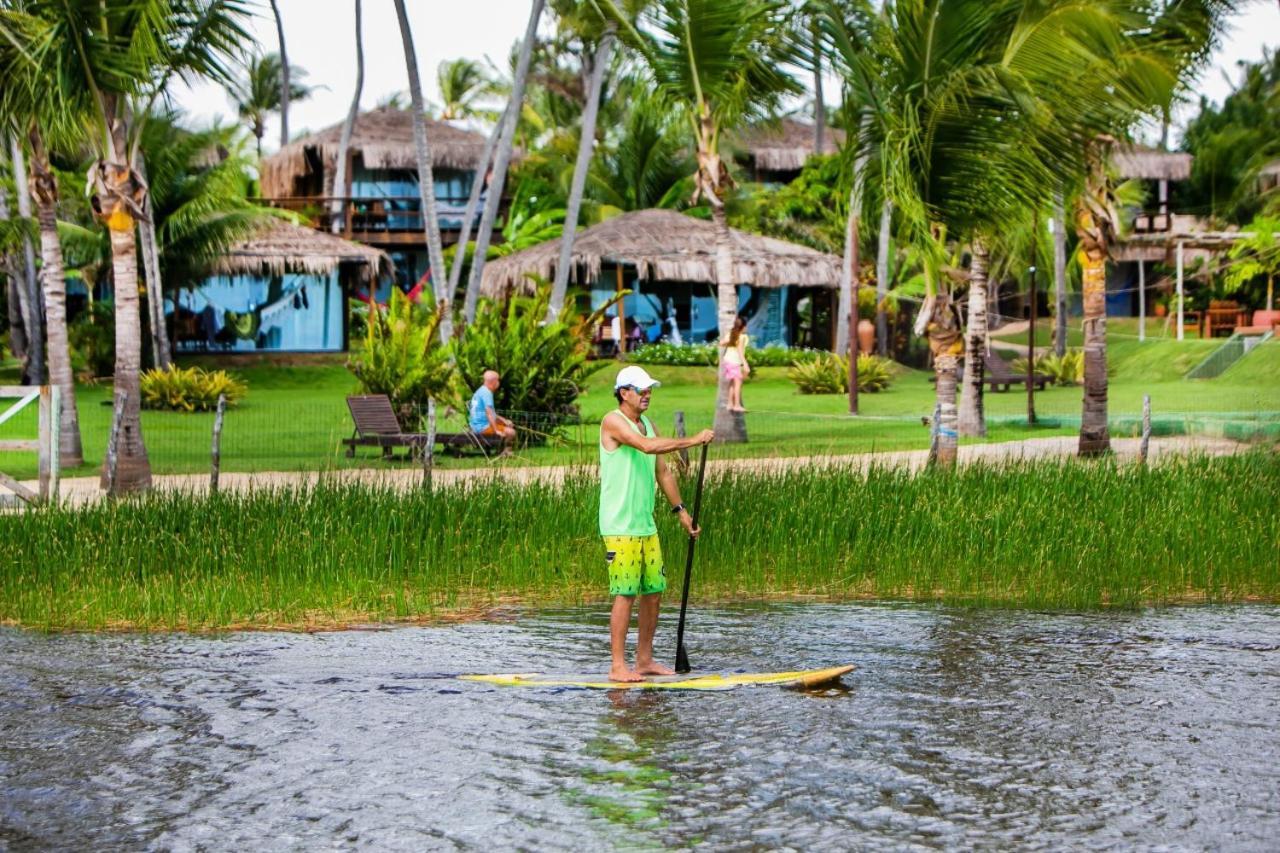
top-left (2, 604), bottom-right (1278, 850)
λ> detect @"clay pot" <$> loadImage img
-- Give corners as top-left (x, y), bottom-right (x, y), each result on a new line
top-left (857, 318), bottom-right (875, 354)
top-left (1153, 303), bottom-right (1167, 318)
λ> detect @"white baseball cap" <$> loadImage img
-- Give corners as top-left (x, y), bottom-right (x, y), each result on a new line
top-left (614, 365), bottom-right (662, 391)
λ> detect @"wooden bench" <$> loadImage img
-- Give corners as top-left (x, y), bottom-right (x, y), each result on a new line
top-left (984, 351), bottom-right (1051, 392)
top-left (343, 395), bottom-right (504, 460)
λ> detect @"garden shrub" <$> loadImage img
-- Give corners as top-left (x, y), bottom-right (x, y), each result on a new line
top-left (69, 302), bottom-right (115, 382)
top-left (453, 289), bottom-right (608, 441)
top-left (1012, 349), bottom-right (1084, 386)
top-left (140, 365), bottom-right (247, 412)
top-left (346, 288), bottom-right (452, 429)
top-left (629, 341), bottom-right (824, 368)
top-left (788, 353), bottom-right (895, 394)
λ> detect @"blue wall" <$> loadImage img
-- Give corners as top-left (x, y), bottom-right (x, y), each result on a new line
top-left (350, 166), bottom-right (476, 229)
top-left (590, 280), bottom-right (793, 347)
top-left (174, 271), bottom-right (344, 352)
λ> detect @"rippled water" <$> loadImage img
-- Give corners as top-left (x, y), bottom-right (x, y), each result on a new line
top-left (2, 604), bottom-right (1278, 850)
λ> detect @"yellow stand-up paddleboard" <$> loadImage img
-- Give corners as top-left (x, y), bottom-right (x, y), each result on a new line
top-left (459, 665), bottom-right (854, 691)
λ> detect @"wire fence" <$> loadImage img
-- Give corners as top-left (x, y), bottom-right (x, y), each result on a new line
top-left (3, 387), bottom-right (1277, 484)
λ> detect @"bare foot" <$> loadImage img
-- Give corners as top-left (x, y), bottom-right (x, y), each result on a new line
top-left (608, 666), bottom-right (644, 683)
top-left (636, 661), bottom-right (675, 676)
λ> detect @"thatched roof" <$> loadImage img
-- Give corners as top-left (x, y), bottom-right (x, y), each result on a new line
top-left (480, 209), bottom-right (842, 297)
top-left (260, 106), bottom-right (489, 197)
top-left (734, 118), bottom-right (845, 172)
top-left (210, 219), bottom-right (389, 280)
top-left (1112, 146), bottom-right (1193, 181)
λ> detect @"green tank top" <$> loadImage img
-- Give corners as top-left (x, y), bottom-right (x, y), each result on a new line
top-left (599, 410), bottom-right (658, 536)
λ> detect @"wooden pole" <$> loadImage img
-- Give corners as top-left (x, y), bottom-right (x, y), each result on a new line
top-left (1138, 260), bottom-right (1146, 342)
top-left (1176, 241), bottom-right (1185, 341)
top-left (48, 385), bottom-right (60, 505)
top-left (927, 400), bottom-right (941, 466)
top-left (1027, 246), bottom-right (1037, 425)
top-left (422, 397), bottom-right (436, 492)
top-left (847, 214), bottom-right (860, 415)
top-left (104, 391), bottom-right (127, 497)
top-left (1140, 394), bottom-right (1151, 465)
top-left (210, 393), bottom-right (226, 493)
top-left (615, 263), bottom-right (627, 356)
top-left (673, 409), bottom-right (690, 471)
top-left (37, 384), bottom-right (50, 501)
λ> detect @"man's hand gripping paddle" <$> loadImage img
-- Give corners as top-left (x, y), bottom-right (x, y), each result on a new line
top-left (674, 441), bottom-right (708, 673)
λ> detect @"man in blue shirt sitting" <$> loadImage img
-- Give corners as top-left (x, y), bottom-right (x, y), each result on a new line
top-left (469, 370), bottom-right (516, 453)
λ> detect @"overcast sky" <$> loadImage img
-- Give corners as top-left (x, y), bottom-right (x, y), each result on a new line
top-left (171, 0), bottom-right (1280, 152)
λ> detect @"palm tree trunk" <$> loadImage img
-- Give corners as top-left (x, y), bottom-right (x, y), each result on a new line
top-left (393, 0), bottom-right (452, 342)
top-left (933, 347), bottom-right (960, 467)
top-left (1053, 192), bottom-right (1067, 357)
top-left (28, 128), bottom-right (84, 465)
top-left (957, 239), bottom-right (989, 437)
top-left (811, 16), bottom-right (824, 155)
top-left (547, 28), bottom-right (615, 323)
top-left (836, 182), bottom-right (861, 413)
top-left (447, 105), bottom-right (505, 299)
top-left (464, 0), bottom-right (546, 323)
top-left (134, 154), bottom-right (171, 370)
top-left (331, 0), bottom-right (364, 237)
top-left (0, 164), bottom-right (31, 372)
top-left (9, 134), bottom-right (45, 384)
top-left (1078, 240), bottom-right (1110, 455)
top-left (269, 0), bottom-right (289, 148)
top-left (875, 199), bottom-right (891, 357)
top-left (710, 201), bottom-right (746, 443)
top-left (101, 224), bottom-right (151, 490)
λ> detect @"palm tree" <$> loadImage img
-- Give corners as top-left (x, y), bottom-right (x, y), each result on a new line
top-left (6, 134), bottom-right (43, 385)
top-left (392, 0), bottom-right (455, 342)
top-left (437, 58), bottom-right (501, 122)
top-left (1074, 1), bottom-right (1234, 457)
top-left (17, 0), bottom-right (252, 491)
top-left (464, 0), bottom-right (547, 325)
top-left (818, 0), bottom-right (1140, 462)
top-left (545, 0), bottom-right (629, 322)
top-left (589, 91), bottom-right (695, 213)
top-left (225, 51), bottom-right (315, 157)
top-left (599, 0), bottom-right (799, 442)
top-left (268, 0), bottom-right (289, 148)
top-left (330, 0), bottom-right (364, 236)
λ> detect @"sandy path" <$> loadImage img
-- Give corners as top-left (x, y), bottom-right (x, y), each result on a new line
top-left (21, 434), bottom-right (1254, 508)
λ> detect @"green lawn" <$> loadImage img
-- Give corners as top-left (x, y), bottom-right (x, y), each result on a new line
top-left (2, 336), bottom-right (1276, 481)
top-left (989, 315), bottom-right (1213, 348)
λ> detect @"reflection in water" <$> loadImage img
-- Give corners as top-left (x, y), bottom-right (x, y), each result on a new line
top-left (2, 604), bottom-right (1278, 849)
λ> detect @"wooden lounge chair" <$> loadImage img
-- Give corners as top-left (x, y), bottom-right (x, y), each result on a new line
top-left (983, 351), bottom-right (1051, 392)
top-left (343, 395), bottom-right (505, 460)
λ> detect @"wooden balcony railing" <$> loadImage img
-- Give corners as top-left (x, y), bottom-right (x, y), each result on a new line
top-left (256, 195), bottom-right (506, 244)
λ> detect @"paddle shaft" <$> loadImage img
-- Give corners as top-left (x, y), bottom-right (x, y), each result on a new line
top-left (674, 442), bottom-right (709, 673)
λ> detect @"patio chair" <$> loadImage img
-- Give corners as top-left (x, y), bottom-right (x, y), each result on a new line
top-left (984, 351), bottom-right (1051, 392)
top-left (343, 395), bottom-right (505, 460)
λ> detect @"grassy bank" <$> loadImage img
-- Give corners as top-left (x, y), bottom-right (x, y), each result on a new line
top-left (3, 454), bottom-right (1277, 631)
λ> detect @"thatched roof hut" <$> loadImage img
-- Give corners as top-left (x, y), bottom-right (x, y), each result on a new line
top-left (1112, 146), bottom-right (1193, 181)
top-left (480, 208), bottom-right (842, 297)
top-left (209, 219), bottom-right (389, 281)
top-left (734, 118), bottom-right (845, 172)
top-left (260, 106), bottom-right (490, 198)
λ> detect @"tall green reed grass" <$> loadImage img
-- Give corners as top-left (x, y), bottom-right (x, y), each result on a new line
top-left (2, 453), bottom-right (1277, 630)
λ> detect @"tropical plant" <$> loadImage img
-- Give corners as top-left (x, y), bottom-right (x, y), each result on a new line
top-left (730, 152), bottom-right (850, 253)
top-left (224, 50), bottom-right (315, 156)
top-left (787, 352), bottom-right (893, 394)
top-left (589, 90), bottom-right (696, 215)
top-left (628, 341), bottom-right (825, 367)
top-left (452, 287), bottom-right (609, 439)
top-left (68, 301), bottom-right (115, 382)
top-left (1224, 215), bottom-right (1280, 311)
top-left (7, 0), bottom-right (253, 491)
top-left (140, 364), bottom-right (247, 412)
top-left (1012, 349), bottom-right (1085, 387)
top-left (347, 288), bottom-right (453, 429)
top-left (436, 58), bottom-right (501, 121)
top-left (598, 0), bottom-right (800, 441)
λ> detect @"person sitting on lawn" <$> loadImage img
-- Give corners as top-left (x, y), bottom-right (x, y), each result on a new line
top-left (469, 370), bottom-right (516, 451)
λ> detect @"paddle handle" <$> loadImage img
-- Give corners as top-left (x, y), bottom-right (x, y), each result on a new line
top-left (674, 441), bottom-right (709, 673)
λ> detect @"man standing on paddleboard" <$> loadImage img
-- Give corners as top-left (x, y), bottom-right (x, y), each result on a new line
top-left (600, 365), bottom-right (714, 682)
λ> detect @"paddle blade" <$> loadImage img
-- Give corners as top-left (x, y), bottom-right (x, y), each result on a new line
top-left (675, 643), bottom-right (691, 674)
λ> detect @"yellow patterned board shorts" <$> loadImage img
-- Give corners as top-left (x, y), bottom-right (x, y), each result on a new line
top-left (602, 534), bottom-right (666, 597)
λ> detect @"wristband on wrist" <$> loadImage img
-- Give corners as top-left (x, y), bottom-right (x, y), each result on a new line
top-left (671, 502), bottom-right (685, 515)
